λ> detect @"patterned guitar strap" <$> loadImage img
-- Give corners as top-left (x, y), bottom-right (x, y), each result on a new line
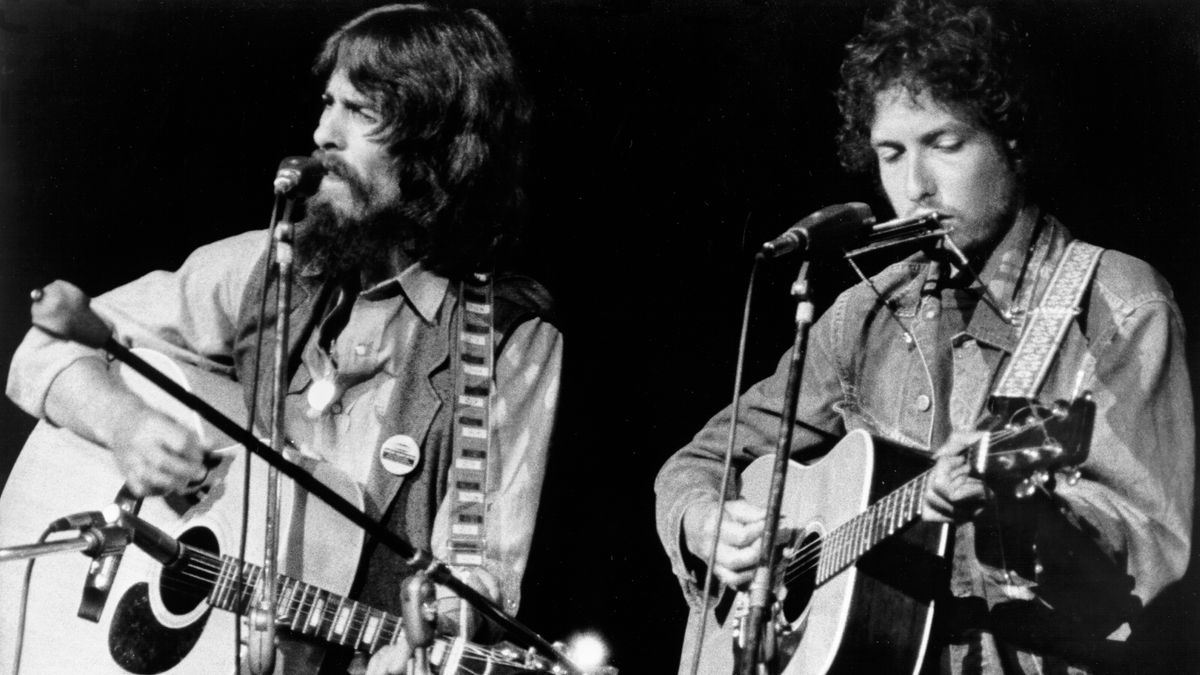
top-left (992, 240), bottom-right (1104, 399)
top-left (987, 240), bottom-right (1102, 601)
top-left (448, 272), bottom-right (495, 569)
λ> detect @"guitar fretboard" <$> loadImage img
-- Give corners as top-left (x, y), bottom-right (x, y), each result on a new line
top-left (186, 546), bottom-right (408, 652)
top-left (166, 546), bottom-right (535, 673)
top-left (811, 471), bottom-right (933, 584)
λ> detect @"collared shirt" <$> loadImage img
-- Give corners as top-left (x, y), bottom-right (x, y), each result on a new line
top-left (655, 206), bottom-right (1193, 674)
top-left (7, 230), bottom-right (563, 617)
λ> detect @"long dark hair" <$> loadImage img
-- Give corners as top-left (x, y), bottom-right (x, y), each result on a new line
top-left (315, 3), bottom-right (532, 277)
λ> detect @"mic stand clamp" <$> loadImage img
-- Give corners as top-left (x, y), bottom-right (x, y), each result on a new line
top-left (78, 487), bottom-right (141, 622)
top-left (737, 260), bottom-right (815, 675)
top-left (401, 572), bottom-right (438, 675)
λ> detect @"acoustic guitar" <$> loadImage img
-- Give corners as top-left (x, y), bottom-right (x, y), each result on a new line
top-left (0, 351), bottom-right (551, 674)
top-left (685, 395), bottom-right (1095, 675)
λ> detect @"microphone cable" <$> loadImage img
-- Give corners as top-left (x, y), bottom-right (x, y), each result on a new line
top-left (8, 526), bottom-right (54, 675)
top-left (685, 251), bottom-right (762, 675)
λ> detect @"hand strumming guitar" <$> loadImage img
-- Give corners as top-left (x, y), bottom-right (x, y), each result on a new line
top-left (42, 355), bottom-right (206, 497)
top-left (682, 499), bottom-right (766, 589)
top-left (683, 429), bottom-right (993, 591)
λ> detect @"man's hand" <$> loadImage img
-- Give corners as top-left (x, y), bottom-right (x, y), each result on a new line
top-left (42, 356), bottom-right (206, 497)
top-left (108, 402), bottom-right (206, 497)
top-left (683, 499), bottom-right (766, 589)
top-left (365, 568), bottom-right (499, 675)
top-left (365, 641), bottom-right (417, 675)
top-left (922, 431), bottom-right (989, 523)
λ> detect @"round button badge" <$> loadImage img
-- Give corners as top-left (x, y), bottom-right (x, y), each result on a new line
top-left (379, 434), bottom-right (422, 476)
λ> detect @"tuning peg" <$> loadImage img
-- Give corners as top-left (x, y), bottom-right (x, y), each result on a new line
top-left (1015, 477), bottom-right (1037, 499)
top-left (1033, 469), bottom-right (1050, 486)
top-left (1020, 447), bottom-right (1043, 464)
top-left (1064, 467), bottom-right (1082, 486)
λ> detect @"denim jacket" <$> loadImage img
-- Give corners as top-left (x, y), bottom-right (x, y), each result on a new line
top-left (655, 206), bottom-right (1193, 673)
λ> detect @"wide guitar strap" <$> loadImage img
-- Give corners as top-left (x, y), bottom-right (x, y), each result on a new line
top-left (992, 240), bottom-right (1104, 399)
top-left (447, 273), bottom-right (495, 567)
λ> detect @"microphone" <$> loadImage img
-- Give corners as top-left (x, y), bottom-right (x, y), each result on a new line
top-left (48, 505), bottom-right (182, 566)
top-left (761, 202), bottom-right (874, 258)
top-left (273, 156), bottom-right (325, 196)
top-left (118, 511), bottom-right (183, 566)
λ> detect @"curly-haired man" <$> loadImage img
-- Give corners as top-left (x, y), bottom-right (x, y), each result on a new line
top-left (655, 2), bottom-right (1192, 673)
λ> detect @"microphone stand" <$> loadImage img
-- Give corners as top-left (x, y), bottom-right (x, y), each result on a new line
top-left (27, 282), bottom-right (581, 675)
top-left (737, 258), bottom-right (815, 675)
top-left (0, 532), bottom-right (126, 563)
top-left (246, 196), bottom-right (299, 675)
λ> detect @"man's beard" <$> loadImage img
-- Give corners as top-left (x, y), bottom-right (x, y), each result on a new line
top-left (295, 197), bottom-right (424, 281)
top-left (293, 150), bottom-right (425, 280)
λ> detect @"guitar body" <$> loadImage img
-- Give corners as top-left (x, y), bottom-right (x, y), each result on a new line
top-left (688, 430), bottom-right (950, 675)
top-left (0, 351), bottom-right (365, 674)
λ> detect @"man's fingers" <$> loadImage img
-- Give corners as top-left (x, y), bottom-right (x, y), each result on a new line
top-left (366, 642), bottom-right (413, 675)
top-left (718, 538), bottom-right (762, 571)
top-left (720, 517), bottom-right (765, 547)
top-left (724, 499), bottom-right (766, 523)
top-left (934, 430), bottom-right (986, 458)
top-left (151, 449), bottom-right (203, 479)
top-left (714, 565), bottom-right (755, 589)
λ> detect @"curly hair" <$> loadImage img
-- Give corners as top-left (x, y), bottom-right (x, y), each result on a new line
top-left (314, 3), bottom-right (532, 277)
top-left (835, 0), bottom-right (1026, 175)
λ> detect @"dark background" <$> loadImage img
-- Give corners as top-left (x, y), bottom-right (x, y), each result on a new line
top-left (1, 0), bottom-right (1198, 673)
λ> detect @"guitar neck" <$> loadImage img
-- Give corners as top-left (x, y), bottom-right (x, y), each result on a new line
top-left (814, 469), bottom-right (933, 585)
top-left (175, 545), bottom-right (514, 674)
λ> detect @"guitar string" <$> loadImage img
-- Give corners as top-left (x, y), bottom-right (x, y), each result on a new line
top-left (149, 553), bottom-right (511, 663)
top-left (155, 556), bottom-right (513, 665)
top-left (165, 442), bottom-right (1042, 632)
top-left (773, 418), bottom-right (1053, 586)
top-left (779, 439), bottom-right (1043, 585)
top-left (775, 472), bottom-right (930, 586)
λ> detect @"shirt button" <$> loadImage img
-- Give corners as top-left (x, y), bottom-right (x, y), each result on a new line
top-left (354, 344), bottom-right (369, 356)
top-left (915, 394), bottom-right (931, 411)
top-left (924, 309), bottom-right (937, 320)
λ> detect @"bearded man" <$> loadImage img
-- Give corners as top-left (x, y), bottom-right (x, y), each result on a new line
top-left (6, 5), bottom-right (561, 674)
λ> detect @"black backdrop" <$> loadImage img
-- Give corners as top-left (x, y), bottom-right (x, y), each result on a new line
top-left (2, 1), bottom-right (1198, 672)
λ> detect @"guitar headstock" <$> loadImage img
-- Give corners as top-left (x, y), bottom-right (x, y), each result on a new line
top-left (971, 393), bottom-right (1096, 498)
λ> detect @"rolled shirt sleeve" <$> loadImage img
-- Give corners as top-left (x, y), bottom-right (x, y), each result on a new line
top-left (653, 310), bottom-right (846, 602)
top-left (7, 231), bottom-right (269, 422)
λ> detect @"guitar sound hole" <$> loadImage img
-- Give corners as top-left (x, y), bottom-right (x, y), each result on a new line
top-left (780, 531), bottom-right (820, 625)
top-left (159, 527), bottom-right (219, 616)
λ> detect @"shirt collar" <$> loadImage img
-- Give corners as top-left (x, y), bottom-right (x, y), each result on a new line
top-left (975, 203), bottom-right (1043, 303)
top-left (877, 204), bottom-right (1048, 353)
top-left (958, 204), bottom-right (1048, 353)
top-left (360, 261), bottom-right (449, 324)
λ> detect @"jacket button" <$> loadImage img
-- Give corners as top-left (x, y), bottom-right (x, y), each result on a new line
top-left (915, 394), bottom-right (931, 411)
